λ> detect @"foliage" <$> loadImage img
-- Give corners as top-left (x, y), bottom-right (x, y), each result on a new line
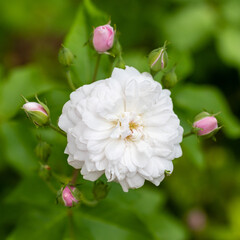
top-left (0, 0), bottom-right (240, 239)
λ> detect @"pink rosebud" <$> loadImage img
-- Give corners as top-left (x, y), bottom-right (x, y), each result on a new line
top-left (22, 101), bottom-right (50, 126)
top-left (62, 186), bottom-right (79, 207)
top-left (23, 102), bottom-right (48, 115)
top-left (93, 24), bottom-right (114, 53)
top-left (193, 116), bottom-right (218, 136)
top-left (193, 112), bottom-right (221, 138)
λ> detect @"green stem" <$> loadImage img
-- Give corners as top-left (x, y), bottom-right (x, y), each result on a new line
top-left (81, 195), bottom-right (98, 207)
top-left (183, 131), bottom-right (194, 138)
top-left (67, 208), bottom-right (76, 240)
top-left (49, 123), bottom-right (67, 137)
top-left (92, 54), bottom-right (101, 83)
top-left (43, 179), bottom-right (58, 194)
top-left (66, 70), bottom-right (76, 91)
top-left (70, 169), bottom-right (79, 185)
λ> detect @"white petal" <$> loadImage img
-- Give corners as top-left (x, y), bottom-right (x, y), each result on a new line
top-left (82, 111), bottom-right (112, 131)
top-left (82, 170), bottom-right (104, 181)
top-left (126, 174), bottom-right (145, 189)
top-left (67, 156), bottom-right (83, 169)
top-left (105, 140), bottom-right (125, 161)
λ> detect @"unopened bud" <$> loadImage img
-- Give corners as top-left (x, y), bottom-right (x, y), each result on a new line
top-left (92, 181), bottom-right (109, 201)
top-left (148, 42), bottom-right (168, 72)
top-left (58, 45), bottom-right (74, 67)
top-left (162, 67), bottom-right (178, 89)
top-left (193, 112), bottom-right (221, 138)
top-left (61, 186), bottom-right (79, 207)
top-left (22, 100), bottom-right (50, 126)
top-left (39, 163), bottom-right (51, 180)
top-left (93, 24), bottom-right (115, 53)
top-left (35, 141), bottom-right (51, 163)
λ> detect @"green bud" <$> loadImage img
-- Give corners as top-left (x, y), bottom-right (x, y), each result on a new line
top-left (92, 181), bottom-right (109, 201)
top-left (35, 140), bottom-right (51, 163)
top-left (39, 163), bottom-right (51, 180)
top-left (58, 45), bottom-right (74, 67)
top-left (148, 42), bottom-right (168, 72)
top-left (162, 67), bottom-right (178, 89)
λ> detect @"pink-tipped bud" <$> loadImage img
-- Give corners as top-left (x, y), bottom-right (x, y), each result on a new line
top-left (148, 41), bottom-right (168, 72)
top-left (22, 102), bottom-right (50, 126)
top-left (62, 186), bottom-right (79, 207)
top-left (193, 112), bottom-right (220, 137)
top-left (93, 24), bottom-right (115, 53)
top-left (23, 102), bottom-right (47, 115)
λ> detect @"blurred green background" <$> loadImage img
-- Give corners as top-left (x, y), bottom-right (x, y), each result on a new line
top-left (0, 0), bottom-right (240, 239)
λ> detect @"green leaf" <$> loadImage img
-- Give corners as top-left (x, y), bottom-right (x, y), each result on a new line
top-left (124, 51), bottom-right (149, 73)
top-left (174, 84), bottom-right (240, 138)
top-left (75, 211), bottom-right (148, 240)
top-left (5, 176), bottom-right (55, 206)
top-left (80, 200), bottom-right (153, 239)
top-left (162, 5), bottom-right (216, 51)
top-left (221, 0), bottom-right (240, 28)
top-left (216, 27), bottom-right (240, 68)
top-left (182, 135), bottom-right (204, 168)
top-left (64, 0), bottom-right (108, 86)
top-left (6, 206), bottom-right (67, 240)
top-left (142, 213), bottom-right (188, 240)
top-left (0, 121), bottom-right (38, 176)
top-left (0, 65), bottom-right (56, 121)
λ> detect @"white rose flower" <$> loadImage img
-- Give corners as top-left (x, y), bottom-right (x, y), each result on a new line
top-left (59, 66), bottom-right (183, 192)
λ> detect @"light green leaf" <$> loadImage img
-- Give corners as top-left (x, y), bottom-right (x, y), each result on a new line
top-left (142, 213), bottom-right (188, 240)
top-left (182, 135), bottom-right (204, 168)
top-left (162, 5), bottom-right (216, 51)
top-left (0, 65), bottom-right (56, 121)
top-left (64, 0), bottom-right (108, 85)
top-left (221, 0), bottom-right (240, 28)
top-left (0, 121), bottom-right (38, 175)
top-left (174, 84), bottom-right (240, 138)
top-left (216, 27), bottom-right (240, 68)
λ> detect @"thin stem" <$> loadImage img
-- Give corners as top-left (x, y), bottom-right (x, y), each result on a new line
top-left (70, 169), bottom-right (79, 185)
top-left (92, 54), bottom-right (101, 83)
top-left (183, 131), bottom-right (194, 138)
top-left (66, 70), bottom-right (76, 91)
top-left (49, 123), bottom-right (67, 137)
top-left (43, 179), bottom-right (58, 194)
top-left (67, 208), bottom-right (76, 240)
top-left (81, 196), bottom-right (98, 207)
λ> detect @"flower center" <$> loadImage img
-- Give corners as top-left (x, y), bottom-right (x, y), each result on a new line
top-left (110, 112), bottom-right (144, 141)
